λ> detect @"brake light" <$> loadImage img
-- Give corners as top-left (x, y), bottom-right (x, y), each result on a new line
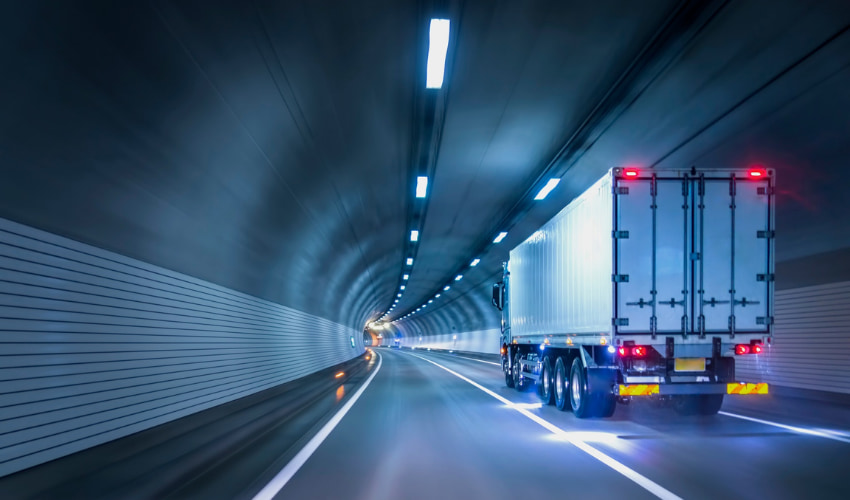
top-left (752, 344), bottom-right (763, 354)
top-left (632, 346), bottom-right (647, 357)
top-left (618, 347), bottom-right (627, 357)
top-left (735, 344), bottom-right (750, 355)
top-left (623, 168), bottom-right (640, 178)
top-left (748, 168), bottom-right (767, 179)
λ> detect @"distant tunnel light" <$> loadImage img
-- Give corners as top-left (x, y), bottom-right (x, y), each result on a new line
top-left (410, 230), bottom-right (419, 242)
top-left (534, 178), bottom-right (561, 200)
top-left (470, 258), bottom-right (480, 267)
top-left (454, 274), bottom-right (463, 281)
top-left (493, 232), bottom-right (508, 244)
top-left (426, 19), bottom-right (451, 89)
top-left (406, 258), bottom-right (414, 266)
top-left (416, 176), bottom-right (429, 198)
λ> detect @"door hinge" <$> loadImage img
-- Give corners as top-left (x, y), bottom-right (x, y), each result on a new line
top-left (612, 274), bottom-right (630, 283)
top-left (757, 230), bottom-right (775, 239)
top-left (756, 316), bottom-right (774, 325)
top-left (613, 318), bottom-right (629, 326)
top-left (612, 230), bottom-right (630, 239)
top-left (756, 273), bottom-right (775, 282)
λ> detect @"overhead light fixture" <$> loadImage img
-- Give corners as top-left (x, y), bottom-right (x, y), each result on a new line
top-left (397, 293), bottom-right (402, 297)
top-left (406, 258), bottom-right (414, 266)
top-left (416, 176), bottom-right (429, 198)
top-left (443, 285), bottom-right (450, 291)
top-left (470, 258), bottom-right (480, 267)
top-left (493, 232), bottom-right (508, 244)
top-left (435, 294), bottom-right (441, 298)
top-left (534, 178), bottom-right (561, 200)
top-left (410, 230), bottom-right (419, 242)
top-left (403, 274), bottom-right (409, 280)
top-left (428, 299), bottom-right (433, 303)
top-left (426, 19), bottom-right (450, 89)
top-left (454, 274), bottom-right (463, 281)
top-left (400, 285), bottom-right (405, 290)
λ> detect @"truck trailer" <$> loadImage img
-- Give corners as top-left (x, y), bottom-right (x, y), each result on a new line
top-left (492, 166), bottom-right (774, 417)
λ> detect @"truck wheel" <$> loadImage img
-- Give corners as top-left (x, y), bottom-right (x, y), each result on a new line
top-left (504, 358), bottom-right (515, 388)
top-left (569, 358), bottom-right (594, 418)
top-left (513, 353), bottom-right (530, 391)
top-left (674, 394), bottom-right (724, 416)
top-left (554, 357), bottom-right (569, 411)
top-left (539, 356), bottom-right (555, 405)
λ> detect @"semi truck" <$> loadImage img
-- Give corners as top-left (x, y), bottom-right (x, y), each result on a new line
top-left (492, 166), bottom-right (774, 417)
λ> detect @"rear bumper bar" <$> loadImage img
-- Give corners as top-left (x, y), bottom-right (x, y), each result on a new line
top-left (617, 382), bottom-right (768, 396)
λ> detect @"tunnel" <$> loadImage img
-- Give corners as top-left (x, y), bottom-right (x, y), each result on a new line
top-left (1, 1), bottom-right (850, 498)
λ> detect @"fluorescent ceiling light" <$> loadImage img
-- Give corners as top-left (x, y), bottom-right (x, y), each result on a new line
top-left (426, 19), bottom-right (450, 89)
top-left (406, 258), bottom-right (414, 266)
top-left (470, 258), bottom-right (480, 267)
top-left (443, 285), bottom-right (450, 291)
top-left (403, 274), bottom-right (409, 280)
top-left (435, 294), bottom-right (441, 298)
top-left (454, 274), bottom-right (463, 281)
top-left (428, 299), bottom-right (433, 303)
top-left (416, 176), bottom-right (429, 198)
top-left (410, 230), bottom-right (419, 242)
top-left (397, 293), bottom-right (402, 297)
top-left (534, 178), bottom-right (561, 200)
top-left (400, 285), bottom-right (406, 290)
top-left (493, 231), bottom-right (508, 243)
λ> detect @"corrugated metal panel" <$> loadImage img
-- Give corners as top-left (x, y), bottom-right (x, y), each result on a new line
top-left (736, 281), bottom-right (850, 395)
top-left (0, 217), bottom-right (362, 477)
top-left (510, 174), bottom-right (613, 337)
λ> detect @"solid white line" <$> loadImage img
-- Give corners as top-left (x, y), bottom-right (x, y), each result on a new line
top-left (253, 352), bottom-right (383, 500)
top-left (407, 353), bottom-right (682, 500)
top-left (456, 355), bottom-right (501, 366)
top-left (719, 411), bottom-right (850, 444)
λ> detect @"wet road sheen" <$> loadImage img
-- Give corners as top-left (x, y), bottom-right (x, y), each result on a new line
top-left (275, 348), bottom-right (850, 500)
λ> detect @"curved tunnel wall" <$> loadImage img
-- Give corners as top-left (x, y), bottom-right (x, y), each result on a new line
top-left (0, 217), bottom-right (363, 477)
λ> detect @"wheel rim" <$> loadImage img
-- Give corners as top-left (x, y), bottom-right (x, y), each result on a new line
top-left (555, 365), bottom-right (564, 401)
top-left (542, 365), bottom-right (550, 396)
top-left (571, 368), bottom-right (581, 406)
top-left (513, 356), bottom-right (520, 386)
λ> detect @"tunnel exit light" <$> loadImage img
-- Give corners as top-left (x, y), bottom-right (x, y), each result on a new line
top-left (410, 230), bottom-right (419, 242)
top-left (534, 178), bottom-right (561, 200)
top-left (426, 19), bottom-right (451, 89)
top-left (416, 176), bottom-right (429, 198)
top-left (493, 232), bottom-right (508, 244)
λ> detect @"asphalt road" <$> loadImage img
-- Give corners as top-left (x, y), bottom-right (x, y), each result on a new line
top-left (273, 348), bottom-right (850, 500)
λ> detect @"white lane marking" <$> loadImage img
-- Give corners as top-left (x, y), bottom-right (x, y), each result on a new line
top-left (407, 353), bottom-right (682, 500)
top-left (456, 355), bottom-right (501, 366)
top-left (253, 352), bottom-right (383, 500)
top-left (719, 411), bottom-right (850, 444)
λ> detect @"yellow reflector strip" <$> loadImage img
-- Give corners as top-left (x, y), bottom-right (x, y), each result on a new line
top-left (619, 384), bottom-right (659, 396)
top-left (727, 382), bottom-right (769, 395)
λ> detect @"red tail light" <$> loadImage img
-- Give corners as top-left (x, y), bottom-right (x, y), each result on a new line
top-left (618, 347), bottom-right (627, 356)
top-left (735, 344), bottom-right (750, 355)
top-left (632, 346), bottom-right (647, 357)
top-left (751, 343), bottom-right (763, 354)
top-left (623, 168), bottom-right (640, 178)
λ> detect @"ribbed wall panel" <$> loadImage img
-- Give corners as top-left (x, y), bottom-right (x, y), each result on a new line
top-left (0, 217), bottom-right (363, 477)
top-left (414, 329), bottom-right (501, 355)
top-left (703, 281), bottom-right (850, 395)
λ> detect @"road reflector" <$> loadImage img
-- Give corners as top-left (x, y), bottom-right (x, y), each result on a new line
top-left (727, 382), bottom-right (768, 394)
top-left (618, 384), bottom-right (659, 396)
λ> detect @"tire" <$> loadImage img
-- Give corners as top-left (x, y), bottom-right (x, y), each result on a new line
top-left (539, 356), bottom-right (555, 405)
top-left (504, 356), bottom-right (515, 388)
top-left (513, 353), bottom-right (530, 391)
top-left (597, 392), bottom-right (617, 418)
top-left (673, 394), bottom-right (724, 416)
top-left (569, 358), bottom-right (594, 418)
top-left (554, 357), bottom-right (569, 411)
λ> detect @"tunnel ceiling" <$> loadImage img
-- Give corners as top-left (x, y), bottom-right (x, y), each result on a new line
top-left (1, 1), bottom-right (849, 335)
